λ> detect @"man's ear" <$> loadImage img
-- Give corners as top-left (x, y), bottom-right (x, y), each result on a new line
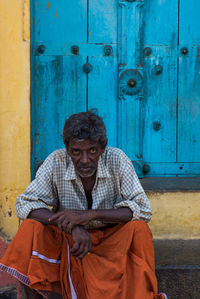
top-left (65, 145), bottom-right (70, 155)
top-left (101, 140), bottom-right (107, 154)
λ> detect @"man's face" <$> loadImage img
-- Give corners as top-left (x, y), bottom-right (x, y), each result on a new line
top-left (67, 139), bottom-right (105, 178)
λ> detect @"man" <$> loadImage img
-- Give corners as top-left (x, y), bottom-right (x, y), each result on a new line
top-left (0, 110), bottom-right (167, 299)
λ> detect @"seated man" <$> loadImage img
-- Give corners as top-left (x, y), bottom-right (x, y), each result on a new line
top-left (0, 110), bottom-right (167, 299)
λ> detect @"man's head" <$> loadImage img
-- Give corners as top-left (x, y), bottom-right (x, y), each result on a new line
top-left (63, 110), bottom-right (107, 178)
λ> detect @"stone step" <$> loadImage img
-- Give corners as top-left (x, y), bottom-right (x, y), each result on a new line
top-left (156, 266), bottom-right (200, 299)
top-left (154, 239), bottom-right (200, 299)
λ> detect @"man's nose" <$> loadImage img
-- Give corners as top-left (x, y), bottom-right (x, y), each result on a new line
top-left (80, 152), bottom-right (89, 164)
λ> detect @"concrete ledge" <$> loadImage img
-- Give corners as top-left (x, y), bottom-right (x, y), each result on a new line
top-left (141, 177), bottom-right (200, 192)
top-left (156, 268), bottom-right (200, 299)
top-left (154, 239), bottom-right (200, 266)
top-left (155, 239), bottom-right (200, 299)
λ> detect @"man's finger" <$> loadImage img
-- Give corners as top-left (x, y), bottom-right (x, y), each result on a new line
top-left (70, 242), bottom-right (80, 255)
top-left (48, 211), bottom-right (64, 222)
top-left (66, 222), bottom-right (74, 234)
top-left (76, 245), bottom-right (89, 259)
top-left (73, 243), bottom-right (85, 258)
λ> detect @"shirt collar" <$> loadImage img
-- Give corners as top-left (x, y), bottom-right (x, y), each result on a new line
top-left (64, 153), bottom-right (110, 181)
top-left (64, 156), bottom-right (77, 180)
top-left (96, 155), bottom-right (110, 178)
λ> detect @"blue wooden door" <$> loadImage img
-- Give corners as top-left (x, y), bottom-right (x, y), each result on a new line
top-left (31, 0), bottom-right (200, 177)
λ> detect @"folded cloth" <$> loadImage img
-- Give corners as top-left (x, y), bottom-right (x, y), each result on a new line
top-left (0, 219), bottom-right (164, 299)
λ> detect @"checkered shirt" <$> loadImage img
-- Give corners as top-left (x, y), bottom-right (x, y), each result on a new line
top-left (16, 147), bottom-right (152, 228)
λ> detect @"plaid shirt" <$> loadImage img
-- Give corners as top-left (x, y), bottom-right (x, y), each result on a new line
top-left (16, 147), bottom-right (152, 228)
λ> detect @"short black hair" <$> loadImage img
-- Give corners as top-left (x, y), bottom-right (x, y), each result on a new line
top-left (62, 109), bottom-right (108, 148)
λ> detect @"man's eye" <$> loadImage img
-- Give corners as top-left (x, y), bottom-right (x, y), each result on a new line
top-left (72, 149), bottom-right (80, 155)
top-left (90, 148), bottom-right (97, 154)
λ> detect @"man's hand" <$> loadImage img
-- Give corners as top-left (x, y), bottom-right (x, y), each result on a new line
top-left (71, 226), bottom-right (92, 259)
top-left (48, 210), bottom-right (93, 233)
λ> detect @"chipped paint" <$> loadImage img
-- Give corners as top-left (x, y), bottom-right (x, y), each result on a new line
top-left (148, 192), bottom-right (200, 239)
top-left (48, 2), bottom-right (50, 10)
top-left (56, 11), bottom-right (58, 18)
top-left (0, 0), bottom-right (30, 240)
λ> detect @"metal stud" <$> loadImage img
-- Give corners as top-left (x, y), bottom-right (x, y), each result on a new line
top-left (127, 79), bottom-right (137, 88)
top-left (143, 47), bottom-right (152, 57)
top-left (181, 47), bottom-right (188, 55)
top-left (37, 45), bottom-right (46, 54)
top-left (143, 164), bottom-right (150, 174)
top-left (152, 121), bottom-right (161, 131)
top-left (104, 45), bottom-right (113, 56)
top-left (71, 45), bottom-right (79, 55)
top-left (83, 63), bottom-right (93, 74)
top-left (154, 65), bottom-right (163, 76)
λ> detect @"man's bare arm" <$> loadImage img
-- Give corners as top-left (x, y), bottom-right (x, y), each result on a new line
top-left (28, 208), bottom-right (55, 225)
top-left (49, 207), bottom-right (133, 233)
top-left (28, 207), bottom-right (133, 230)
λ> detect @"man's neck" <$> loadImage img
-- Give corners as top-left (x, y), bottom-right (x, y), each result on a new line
top-left (80, 173), bottom-right (96, 192)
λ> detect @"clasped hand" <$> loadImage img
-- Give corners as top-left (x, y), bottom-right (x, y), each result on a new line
top-left (48, 209), bottom-right (92, 234)
top-left (49, 210), bottom-right (92, 259)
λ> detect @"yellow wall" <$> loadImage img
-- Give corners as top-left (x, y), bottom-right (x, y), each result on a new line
top-left (148, 192), bottom-right (200, 239)
top-left (0, 0), bottom-right (199, 242)
top-left (0, 0), bottom-right (30, 241)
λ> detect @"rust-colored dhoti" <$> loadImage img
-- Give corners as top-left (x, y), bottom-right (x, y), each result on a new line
top-left (0, 219), bottom-right (164, 299)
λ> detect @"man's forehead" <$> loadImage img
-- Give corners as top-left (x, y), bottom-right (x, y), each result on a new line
top-left (69, 138), bottom-right (101, 149)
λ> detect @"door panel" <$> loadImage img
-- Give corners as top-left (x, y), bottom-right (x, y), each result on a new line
top-left (143, 49), bottom-right (177, 163)
top-left (32, 0), bottom-right (200, 177)
top-left (179, 0), bottom-right (200, 44)
top-left (178, 0), bottom-right (200, 163)
top-left (32, 55), bottom-right (87, 172)
top-left (88, 55), bottom-right (118, 147)
top-left (141, 0), bottom-right (178, 175)
top-left (89, 0), bottom-right (117, 43)
top-left (117, 1), bottom-right (144, 171)
top-left (143, 0), bottom-right (178, 45)
top-left (34, 0), bottom-right (87, 46)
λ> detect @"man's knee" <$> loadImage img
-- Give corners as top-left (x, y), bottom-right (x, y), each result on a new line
top-left (124, 220), bottom-right (153, 238)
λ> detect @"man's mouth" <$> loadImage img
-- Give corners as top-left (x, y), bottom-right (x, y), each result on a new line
top-left (79, 167), bottom-right (92, 172)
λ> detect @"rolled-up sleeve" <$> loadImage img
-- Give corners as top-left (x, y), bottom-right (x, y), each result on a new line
top-left (114, 155), bottom-right (152, 222)
top-left (16, 155), bottom-right (58, 220)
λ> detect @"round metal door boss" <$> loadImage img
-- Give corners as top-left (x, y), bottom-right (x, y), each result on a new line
top-left (119, 70), bottom-right (143, 96)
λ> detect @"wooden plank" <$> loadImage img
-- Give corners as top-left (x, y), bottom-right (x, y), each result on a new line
top-left (142, 46), bottom-right (177, 163)
top-left (117, 1), bottom-right (144, 174)
top-left (33, 0), bottom-right (87, 46)
top-left (139, 162), bottom-right (200, 177)
top-left (143, 0), bottom-right (178, 45)
top-left (178, 0), bottom-right (200, 163)
top-left (88, 0), bottom-right (117, 44)
top-left (179, 0), bottom-right (200, 45)
top-left (32, 55), bottom-right (87, 173)
top-left (178, 54), bottom-right (200, 162)
top-left (88, 55), bottom-right (118, 147)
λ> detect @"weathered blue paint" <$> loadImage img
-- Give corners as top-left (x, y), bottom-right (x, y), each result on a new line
top-left (31, 0), bottom-right (200, 177)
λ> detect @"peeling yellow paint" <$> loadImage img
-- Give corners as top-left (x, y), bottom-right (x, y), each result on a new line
top-left (0, 0), bottom-right (30, 240)
top-left (148, 192), bottom-right (200, 239)
top-left (23, 0), bottom-right (30, 41)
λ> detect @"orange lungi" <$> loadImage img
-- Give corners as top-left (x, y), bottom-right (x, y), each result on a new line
top-left (0, 219), bottom-right (163, 299)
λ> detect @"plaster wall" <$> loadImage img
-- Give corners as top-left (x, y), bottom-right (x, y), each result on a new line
top-left (0, 0), bottom-right (30, 241)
